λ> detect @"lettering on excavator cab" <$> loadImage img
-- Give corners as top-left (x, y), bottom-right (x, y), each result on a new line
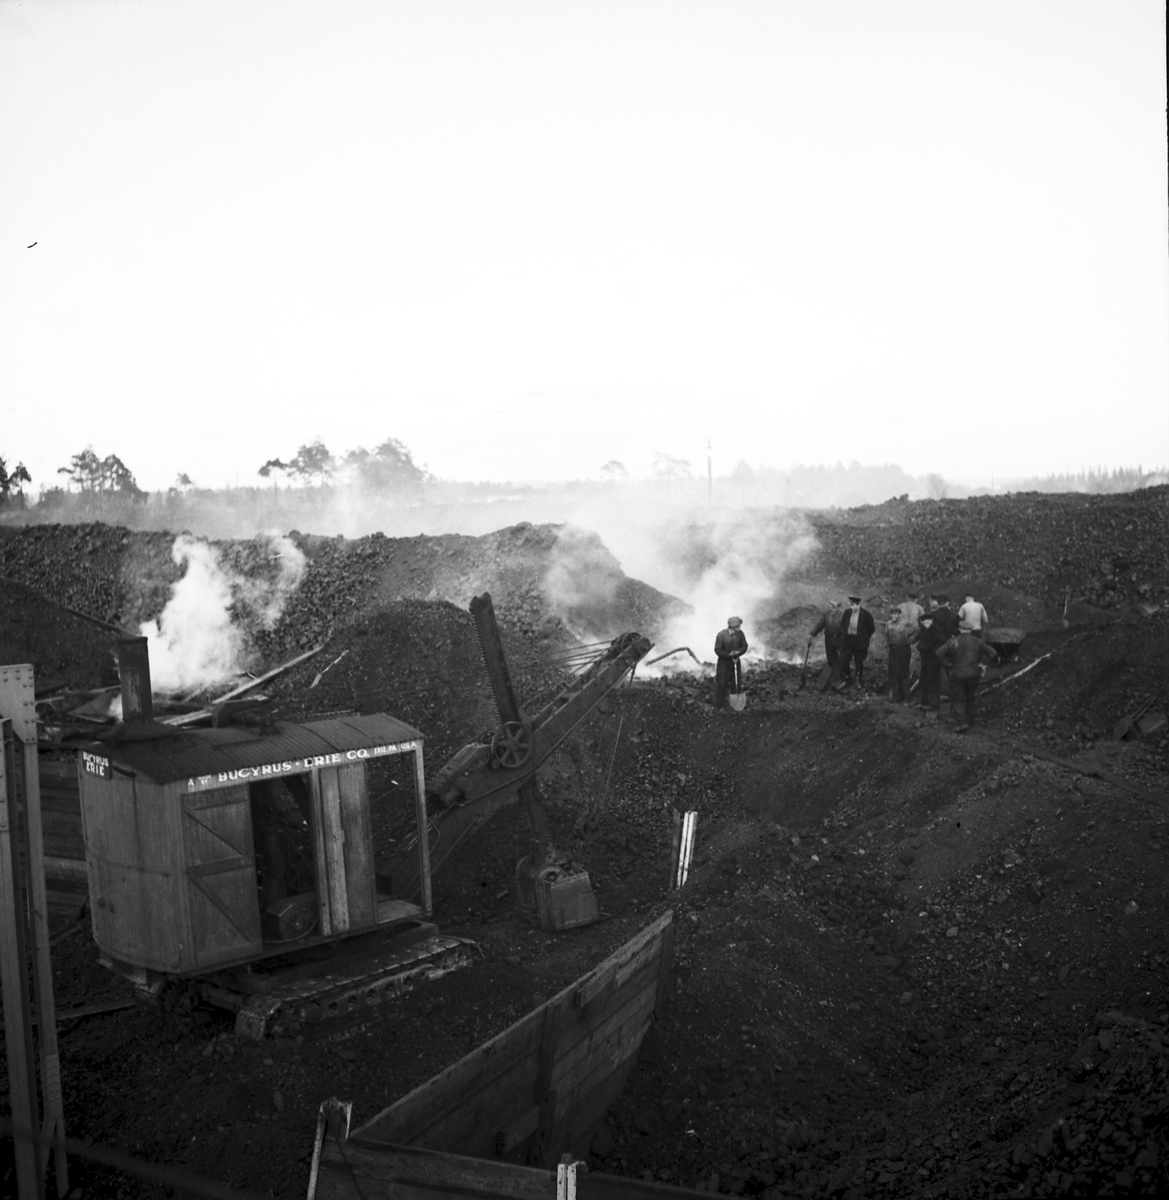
top-left (82, 751), bottom-right (111, 778)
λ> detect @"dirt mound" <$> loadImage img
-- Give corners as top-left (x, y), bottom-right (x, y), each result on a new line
top-left (804, 487), bottom-right (1169, 615)
top-left (0, 579), bottom-right (118, 695)
top-left (0, 521), bottom-right (681, 693)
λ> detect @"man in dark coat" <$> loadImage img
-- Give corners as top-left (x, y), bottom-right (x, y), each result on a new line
top-left (835, 595), bottom-right (875, 689)
top-left (917, 593), bottom-right (960, 712)
top-left (808, 600), bottom-right (845, 690)
top-left (937, 630), bottom-right (999, 730)
top-left (713, 616), bottom-right (747, 710)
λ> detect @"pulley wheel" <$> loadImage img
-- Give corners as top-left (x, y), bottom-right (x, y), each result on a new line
top-left (492, 721), bottom-right (533, 770)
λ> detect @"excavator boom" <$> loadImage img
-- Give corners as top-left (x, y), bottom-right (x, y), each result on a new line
top-left (386, 594), bottom-right (652, 912)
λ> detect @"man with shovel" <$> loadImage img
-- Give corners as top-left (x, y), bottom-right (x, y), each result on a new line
top-left (885, 603), bottom-right (919, 703)
top-left (808, 599), bottom-right (845, 691)
top-left (714, 616), bottom-right (748, 710)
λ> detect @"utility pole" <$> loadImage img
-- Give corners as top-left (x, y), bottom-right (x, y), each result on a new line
top-left (706, 439), bottom-right (712, 507)
top-left (1, 663), bottom-right (68, 1199)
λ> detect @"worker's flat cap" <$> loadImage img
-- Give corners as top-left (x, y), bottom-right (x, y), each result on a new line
top-left (848, 595), bottom-right (861, 602)
top-left (727, 616), bottom-right (743, 627)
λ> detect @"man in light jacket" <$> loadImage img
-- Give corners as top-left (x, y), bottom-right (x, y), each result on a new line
top-left (885, 604), bottom-right (919, 703)
top-left (958, 593), bottom-right (990, 641)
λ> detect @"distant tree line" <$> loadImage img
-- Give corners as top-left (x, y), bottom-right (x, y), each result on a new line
top-left (0, 455), bottom-right (32, 503)
top-left (1002, 466), bottom-right (1166, 495)
top-left (258, 436), bottom-right (430, 494)
top-left (55, 447), bottom-right (143, 495)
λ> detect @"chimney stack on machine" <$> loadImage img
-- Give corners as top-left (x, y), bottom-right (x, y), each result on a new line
top-left (117, 636), bottom-right (154, 723)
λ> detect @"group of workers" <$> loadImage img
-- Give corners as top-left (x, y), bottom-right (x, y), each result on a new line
top-left (713, 591), bottom-right (1000, 730)
top-left (806, 591), bottom-right (999, 730)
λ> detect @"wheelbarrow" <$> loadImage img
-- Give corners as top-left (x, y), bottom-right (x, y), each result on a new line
top-left (985, 627), bottom-right (1026, 663)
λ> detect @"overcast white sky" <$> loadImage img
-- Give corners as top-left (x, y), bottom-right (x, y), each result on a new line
top-left (2, 0), bottom-right (1166, 492)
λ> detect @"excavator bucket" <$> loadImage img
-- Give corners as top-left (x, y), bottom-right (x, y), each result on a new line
top-left (516, 857), bottom-right (600, 931)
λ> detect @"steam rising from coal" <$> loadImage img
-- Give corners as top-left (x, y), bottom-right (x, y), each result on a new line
top-left (544, 500), bottom-right (819, 670)
top-left (141, 534), bottom-right (306, 693)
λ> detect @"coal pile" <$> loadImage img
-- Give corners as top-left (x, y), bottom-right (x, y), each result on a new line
top-left (0, 521), bottom-right (682, 692)
top-left (804, 488), bottom-right (1169, 613)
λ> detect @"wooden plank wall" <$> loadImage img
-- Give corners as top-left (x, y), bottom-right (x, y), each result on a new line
top-left (312, 1130), bottom-right (705, 1200)
top-left (37, 751), bottom-right (88, 921)
top-left (353, 911), bottom-right (674, 1168)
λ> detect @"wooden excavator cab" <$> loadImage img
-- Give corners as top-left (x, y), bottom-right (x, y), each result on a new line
top-left (77, 713), bottom-right (433, 981)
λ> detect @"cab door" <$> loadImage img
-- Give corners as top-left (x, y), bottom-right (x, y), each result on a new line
top-left (182, 785), bottom-right (262, 967)
top-left (312, 763), bottom-right (376, 935)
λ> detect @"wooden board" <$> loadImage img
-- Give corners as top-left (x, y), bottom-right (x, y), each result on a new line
top-left (337, 763), bottom-right (376, 929)
top-left (353, 911), bottom-right (674, 1167)
top-left (80, 772), bottom-right (188, 969)
top-left (182, 784), bottom-right (262, 968)
top-left (311, 1136), bottom-right (706, 1200)
top-left (38, 751), bottom-right (89, 918)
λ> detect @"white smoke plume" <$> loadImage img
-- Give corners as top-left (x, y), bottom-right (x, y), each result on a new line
top-left (141, 534), bottom-right (306, 694)
top-left (544, 498), bottom-right (820, 673)
top-left (237, 533), bottom-right (307, 630)
top-left (655, 513), bottom-right (818, 669)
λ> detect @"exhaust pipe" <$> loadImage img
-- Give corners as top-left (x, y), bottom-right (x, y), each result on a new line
top-left (116, 637), bottom-right (154, 723)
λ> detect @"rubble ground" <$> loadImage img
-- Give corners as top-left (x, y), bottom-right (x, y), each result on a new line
top-left (1, 493), bottom-right (1167, 1199)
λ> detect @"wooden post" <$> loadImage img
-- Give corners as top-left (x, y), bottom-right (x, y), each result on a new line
top-left (411, 742), bottom-right (432, 918)
top-left (0, 719), bottom-right (43, 1199)
top-left (1, 664), bottom-right (69, 1197)
top-left (529, 997), bottom-right (564, 1168)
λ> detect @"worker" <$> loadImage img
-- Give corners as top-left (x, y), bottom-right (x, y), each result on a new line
top-left (885, 603), bottom-right (919, 703)
top-left (835, 594), bottom-right (875, 691)
top-left (900, 591), bottom-right (925, 683)
top-left (937, 629), bottom-right (1000, 731)
top-left (714, 616), bottom-right (747, 710)
top-left (808, 599), bottom-right (845, 690)
top-left (958, 593), bottom-right (990, 641)
top-left (900, 591), bottom-right (924, 628)
top-left (917, 593), bottom-right (960, 713)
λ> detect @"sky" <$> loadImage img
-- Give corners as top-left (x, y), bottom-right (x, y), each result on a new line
top-left (1, 0), bottom-right (1166, 493)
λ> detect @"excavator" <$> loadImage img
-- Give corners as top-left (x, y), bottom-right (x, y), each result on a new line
top-left (386, 593), bottom-right (653, 932)
top-left (73, 592), bottom-right (652, 1038)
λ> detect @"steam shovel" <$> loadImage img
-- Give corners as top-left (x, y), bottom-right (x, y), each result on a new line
top-left (799, 643), bottom-right (811, 689)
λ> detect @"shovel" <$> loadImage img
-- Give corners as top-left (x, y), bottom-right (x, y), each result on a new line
top-left (1113, 698), bottom-right (1154, 742)
top-left (729, 657), bottom-right (747, 712)
top-left (799, 642), bottom-right (811, 689)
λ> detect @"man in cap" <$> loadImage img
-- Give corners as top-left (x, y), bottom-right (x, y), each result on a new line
top-left (937, 628), bottom-right (1000, 731)
top-left (885, 603), bottom-right (919, 703)
top-left (835, 594), bottom-right (875, 690)
top-left (808, 599), bottom-right (845, 690)
top-left (917, 593), bottom-right (960, 712)
top-left (900, 591), bottom-right (925, 685)
top-left (714, 616), bottom-right (747, 710)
